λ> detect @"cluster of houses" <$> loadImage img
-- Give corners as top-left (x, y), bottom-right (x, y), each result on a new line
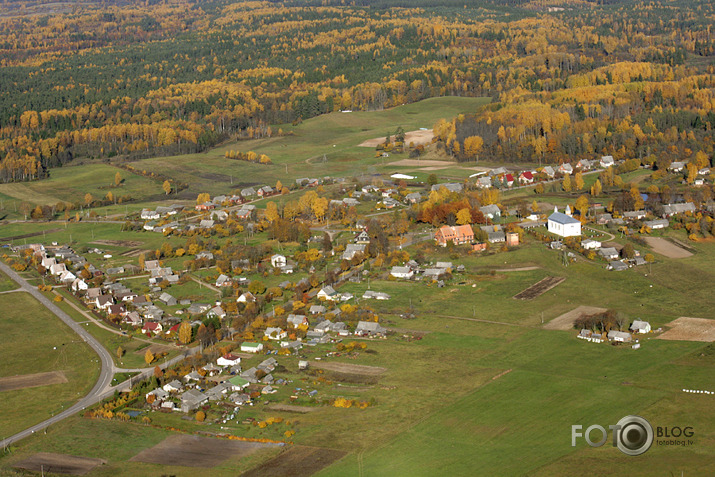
top-left (390, 260), bottom-right (466, 283)
top-left (577, 319), bottom-right (652, 344)
top-left (145, 354), bottom-right (282, 413)
top-left (473, 156), bottom-right (611, 189)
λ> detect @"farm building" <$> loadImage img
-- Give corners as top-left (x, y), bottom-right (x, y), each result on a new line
top-left (240, 342), bottom-right (264, 353)
top-left (607, 330), bottom-right (632, 342)
top-left (630, 320), bottom-right (651, 334)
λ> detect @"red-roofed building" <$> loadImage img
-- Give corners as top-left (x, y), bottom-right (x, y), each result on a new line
top-left (217, 353), bottom-right (242, 367)
top-left (519, 171), bottom-right (534, 184)
top-left (142, 322), bottom-right (163, 334)
top-left (435, 225), bottom-right (474, 247)
top-left (505, 174), bottom-right (515, 187)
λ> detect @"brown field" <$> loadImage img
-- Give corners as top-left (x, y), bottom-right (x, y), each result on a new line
top-left (121, 248), bottom-right (152, 257)
top-left (513, 276), bottom-right (565, 300)
top-left (266, 404), bottom-right (318, 413)
top-left (543, 306), bottom-right (609, 331)
top-left (91, 239), bottom-right (144, 247)
top-left (658, 317), bottom-right (715, 342)
top-left (241, 445), bottom-right (347, 477)
top-left (644, 237), bottom-right (693, 258)
top-left (358, 129), bottom-right (434, 147)
top-left (0, 370), bottom-right (68, 392)
top-left (312, 361), bottom-right (386, 376)
top-left (130, 434), bottom-right (281, 468)
top-left (0, 228), bottom-right (62, 242)
top-left (13, 453), bottom-right (106, 475)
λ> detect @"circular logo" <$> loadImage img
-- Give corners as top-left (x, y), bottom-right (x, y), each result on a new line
top-left (615, 415), bottom-right (653, 456)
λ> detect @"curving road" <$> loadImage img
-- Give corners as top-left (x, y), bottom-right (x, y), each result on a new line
top-left (0, 261), bottom-right (197, 449)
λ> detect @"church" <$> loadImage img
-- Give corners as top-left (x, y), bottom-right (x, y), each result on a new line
top-left (547, 206), bottom-right (581, 237)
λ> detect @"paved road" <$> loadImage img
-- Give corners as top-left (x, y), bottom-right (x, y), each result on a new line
top-left (0, 261), bottom-right (198, 449)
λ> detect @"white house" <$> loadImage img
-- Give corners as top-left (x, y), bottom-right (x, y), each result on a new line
top-left (265, 327), bottom-right (287, 340)
top-left (390, 266), bottom-right (414, 279)
top-left (271, 254), bottom-right (287, 268)
top-left (600, 155), bottom-right (615, 168)
top-left (607, 330), bottom-right (632, 342)
top-left (317, 286), bottom-right (338, 301)
top-left (630, 320), bottom-right (651, 334)
top-left (581, 239), bottom-right (601, 250)
top-left (217, 353), bottom-right (242, 367)
top-left (547, 207), bottom-right (581, 237)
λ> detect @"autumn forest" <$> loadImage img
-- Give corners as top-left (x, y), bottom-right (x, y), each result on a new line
top-left (0, 0), bottom-right (713, 182)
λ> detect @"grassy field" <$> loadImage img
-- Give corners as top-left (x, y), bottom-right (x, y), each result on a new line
top-left (0, 163), bottom-right (160, 207)
top-left (0, 292), bottom-right (98, 438)
top-left (126, 97), bottom-right (490, 198)
top-left (0, 269), bottom-right (18, 292)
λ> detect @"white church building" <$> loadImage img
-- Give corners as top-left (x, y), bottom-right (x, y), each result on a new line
top-left (548, 206), bottom-right (581, 237)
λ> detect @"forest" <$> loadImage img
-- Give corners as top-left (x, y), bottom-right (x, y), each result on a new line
top-left (0, 0), bottom-right (713, 182)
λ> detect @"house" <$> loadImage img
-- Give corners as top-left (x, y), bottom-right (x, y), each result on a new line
top-left (581, 239), bottom-right (601, 250)
top-left (504, 174), bottom-right (515, 187)
top-left (519, 171), bottom-right (534, 184)
top-left (199, 219), bottom-right (215, 229)
top-left (107, 304), bottom-right (126, 316)
top-left (608, 261), bottom-right (629, 271)
top-left (116, 291), bottom-right (138, 302)
top-left (237, 292), bottom-right (256, 303)
top-left (644, 219), bottom-right (669, 230)
top-left (598, 247), bottom-right (620, 260)
top-left (207, 305), bottom-right (226, 319)
top-left (307, 305), bottom-right (326, 316)
top-left (630, 320), bottom-right (651, 334)
top-left (105, 266), bottom-right (125, 276)
top-left (95, 295), bottom-right (114, 310)
top-left (342, 197), bottom-right (359, 207)
top-left (141, 208), bottom-right (160, 220)
top-left (607, 330), bottom-right (632, 342)
top-left (229, 376), bottom-right (251, 391)
top-left (547, 207), bottom-right (581, 237)
top-left (241, 187), bottom-right (256, 197)
top-left (623, 210), bottom-right (646, 220)
top-left (142, 322), bottom-right (163, 334)
top-left (157, 292), bottom-right (176, 306)
top-left (206, 382), bottom-right (232, 401)
top-left (196, 251), bottom-right (214, 260)
top-left (355, 321), bottom-right (387, 337)
top-left (142, 305), bottom-right (164, 321)
top-left (317, 286), bottom-right (338, 300)
top-left (542, 166), bottom-right (556, 178)
top-left (163, 380), bottom-right (183, 393)
top-left (662, 202), bottom-right (695, 217)
top-left (479, 204), bottom-right (501, 219)
top-left (123, 311), bottom-right (142, 326)
top-left (390, 266), bottom-right (414, 279)
top-left (215, 274), bottom-right (232, 287)
top-left (404, 192), bottom-right (422, 204)
top-left (431, 183), bottom-right (463, 193)
top-left (559, 163), bottom-right (573, 175)
top-left (146, 388), bottom-right (168, 402)
top-left (287, 314), bottom-right (309, 328)
top-left (270, 254), bottom-right (287, 268)
top-left (342, 243), bottom-right (366, 261)
top-left (265, 327), bottom-right (287, 340)
top-left (202, 363), bottom-right (221, 376)
top-left (184, 371), bottom-right (202, 383)
top-left (506, 232), bottom-right (519, 247)
top-left (487, 231), bottom-right (506, 243)
top-left (144, 260), bottom-right (160, 272)
top-left (217, 353), bottom-right (241, 367)
top-left (576, 159), bottom-right (592, 170)
top-left (354, 230), bottom-right (370, 244)
top-left (195, 202), bottom-right (215, 211)
top-left (596, 213), bottom-right (613, 225)
top-left (180, 389), bottom-right (208, 413)
top-left (50, 263), bottom-right (67, 276)
top-left (41, 256), bottom-right (56, 270)
top-left (434, 224), bottom-right (474, 246)
top-left (476, 176), bottom-right (492, 188)
top-left (257, 186), bottom-right (274, 197)
top-left (71, 278), bottom-right (88, 292)
top-left (668, 161), bottom-right (685, 172)
top-left (600, 155), bottom-right (615, 168)
top-left (362, 290), bottom-right (390, 300)
top-left (241, 342), bottom-right (264, 353)
top-left (211, 210), bottom-right (228, 221)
